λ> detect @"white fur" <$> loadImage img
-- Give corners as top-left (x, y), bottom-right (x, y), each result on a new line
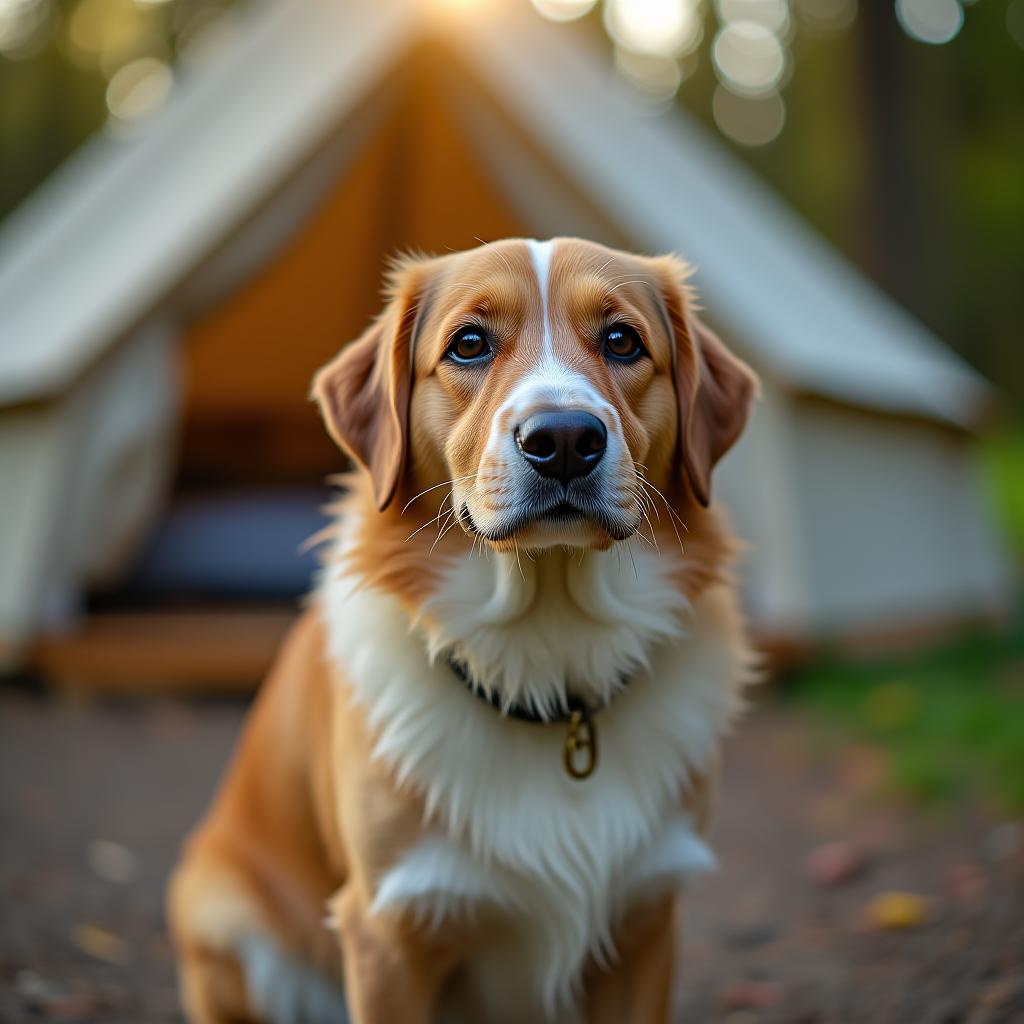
top-left (320, 533), bottom-right (744, 1020)
top-left (501, 357), bottom-right (612, 418)
top-left (614, 813), bottom-right (717, 911)
top-left (239, 935), bottom-right (348, 1024)
top-left (519, 238), bottom-right (609, 413)
top-left (376, 812), bottom-right (714, 1024)
top-left (528, 238), bottom-right (554, 360)
top-left (371, 834), bottom-right (524, 924)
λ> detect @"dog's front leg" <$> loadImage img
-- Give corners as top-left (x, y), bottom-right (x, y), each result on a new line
top-left (330, 884), bottom-right (458, 1024)
top-left (585, 893), bottom-right (678, 1024)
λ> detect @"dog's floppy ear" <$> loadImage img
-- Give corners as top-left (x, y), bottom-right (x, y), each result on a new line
top-left (656, 258), bottom-right (759, 507)
top-left (312, 258), bottom-right (430, 511)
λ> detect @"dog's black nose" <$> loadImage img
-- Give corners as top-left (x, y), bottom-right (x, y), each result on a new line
top-left (516, 410), bottom-right (607, 484)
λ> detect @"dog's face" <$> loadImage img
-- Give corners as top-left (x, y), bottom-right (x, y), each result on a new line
top-left (314, 238), bottom-right (756, 552)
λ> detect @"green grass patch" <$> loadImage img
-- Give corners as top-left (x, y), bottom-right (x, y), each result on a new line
top-left (983, 424), bottom-right (1024, 563)
top-left (789, 425), bottom-right (1024, 811)
top-left (788, 617), bottom-right (1024, 812)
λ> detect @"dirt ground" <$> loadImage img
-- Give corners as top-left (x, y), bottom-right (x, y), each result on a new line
top-left (1, 688), bottom-right (1022, 1023)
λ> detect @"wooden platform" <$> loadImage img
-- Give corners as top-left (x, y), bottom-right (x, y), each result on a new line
top-left (24, 605), bottom-right (820, 697)
top-left (28, 607), bottom-right (298, 695)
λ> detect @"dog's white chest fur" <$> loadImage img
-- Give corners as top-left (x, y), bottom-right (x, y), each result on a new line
top-left (374, 812), bottom-right (714, 1023)
top-left (321, 540), bottom-right (743, 1020)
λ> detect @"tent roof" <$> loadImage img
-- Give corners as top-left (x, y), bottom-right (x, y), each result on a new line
top-left (0, 0), bottom-right (990, 429)
top-left (0, 0), bottom-right (412, 405)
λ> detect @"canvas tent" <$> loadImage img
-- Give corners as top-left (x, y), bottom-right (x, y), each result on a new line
top-left (0, 0), bottom-right (1010, 669)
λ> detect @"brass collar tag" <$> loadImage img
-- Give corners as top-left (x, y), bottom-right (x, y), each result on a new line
top-left (563, 706), bottom-right (598, 780)
top-left (447, 656), bottom-right (613, 781)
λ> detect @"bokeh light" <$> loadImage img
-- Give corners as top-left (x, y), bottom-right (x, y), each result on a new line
top-left (716, 0), bottom-right (790, 37)
top-left (0, 0), bottom-right (50, 56)
top-left (896, 0), bottom-right (964, 46)
top-left (530, 0), bottom-right (597, 22)
top-left (712, 82), bottom-right (785, 145)
top-left (105, 56), bottom-right (173, 130)
top-left (65, 0), bottom-right (159, 75)
top-left (604, 0), bottom-right (703, 58)
top-left (523, 0), bottom-right (881, 143)
top-left (712, 19), bottom-right (786, 95)
top-left (614, 45), bottom-right (685, 99)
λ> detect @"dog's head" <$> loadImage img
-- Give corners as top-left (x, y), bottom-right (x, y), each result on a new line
top-left (314, 238), bottom-right (756, 552)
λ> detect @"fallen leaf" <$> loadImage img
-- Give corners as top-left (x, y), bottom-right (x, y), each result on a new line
top-left (976, 977), bottom-right (1019, 1011)
top-left (865, 891), bottom-right (932, 930)
top-left (805, 840), bottom-right (867, 887)
top-left (72, 923), bottom-right (131, 966)
top-left (718, 980), bottom-right (784, 1010)
top-left (40, 990), bottom-right (102, 1020)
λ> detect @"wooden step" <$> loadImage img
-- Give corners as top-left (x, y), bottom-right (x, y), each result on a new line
top-left (28, 607), bottom-right (297, 695)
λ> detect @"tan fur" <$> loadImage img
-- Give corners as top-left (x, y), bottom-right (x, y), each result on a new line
top-left (169, 238), bottom-right (757, 1024)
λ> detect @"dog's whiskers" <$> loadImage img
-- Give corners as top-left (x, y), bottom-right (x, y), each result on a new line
top-left (625, 539), bottom-right (639, 581)
top-left (636, 474), bottom-right (688, 533)
top-left (442, 500), bottom-right (477, 549)
top-left (401, 476), bottom-right (476, 516)
top-left (404, 492), bottom-right (454, 543)
top-left (637, 503), bottom-right (660, 555)
top-left (430, 507), bottom-right (458, 556)
top-left (633, 484), bottom-right (658, 521)
top-left (513, 538), bottom-right (525, 581)
top-left (636, 474), bottom-right (686, 556)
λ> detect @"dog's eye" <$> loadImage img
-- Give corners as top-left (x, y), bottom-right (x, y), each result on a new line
top-left (603, 324), bottom-right (645, 363)
top-left (447, 327), bottom-right (492, 364)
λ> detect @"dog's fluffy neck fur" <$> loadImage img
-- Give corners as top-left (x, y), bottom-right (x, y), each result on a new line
top-left (419, 544), bottom-right (691, 719)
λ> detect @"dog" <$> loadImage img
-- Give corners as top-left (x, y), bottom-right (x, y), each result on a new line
top-left (168, 237), bottom-right (757, 1024)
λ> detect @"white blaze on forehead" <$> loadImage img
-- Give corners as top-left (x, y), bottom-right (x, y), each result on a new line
top-left (506, 238), bottom-right (617, 426)
top-left (527, 239), bottom-right (555, 360)
top-left (503, 358), bottom-right (609, 419)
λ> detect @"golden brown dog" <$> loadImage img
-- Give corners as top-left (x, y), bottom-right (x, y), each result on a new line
top-left (168, 238), bottom-right (757, 1024)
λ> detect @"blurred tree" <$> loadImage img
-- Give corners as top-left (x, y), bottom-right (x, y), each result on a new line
top-left (675, 1), bottom-right (1024, 408)
top-left (0, 0), bottom-right (243, 214)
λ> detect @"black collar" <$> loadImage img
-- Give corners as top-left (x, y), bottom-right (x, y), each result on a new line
top-left (445, 656), bottom-right (631, 780)
top-left (446, 656), bottom-right (595, 725)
